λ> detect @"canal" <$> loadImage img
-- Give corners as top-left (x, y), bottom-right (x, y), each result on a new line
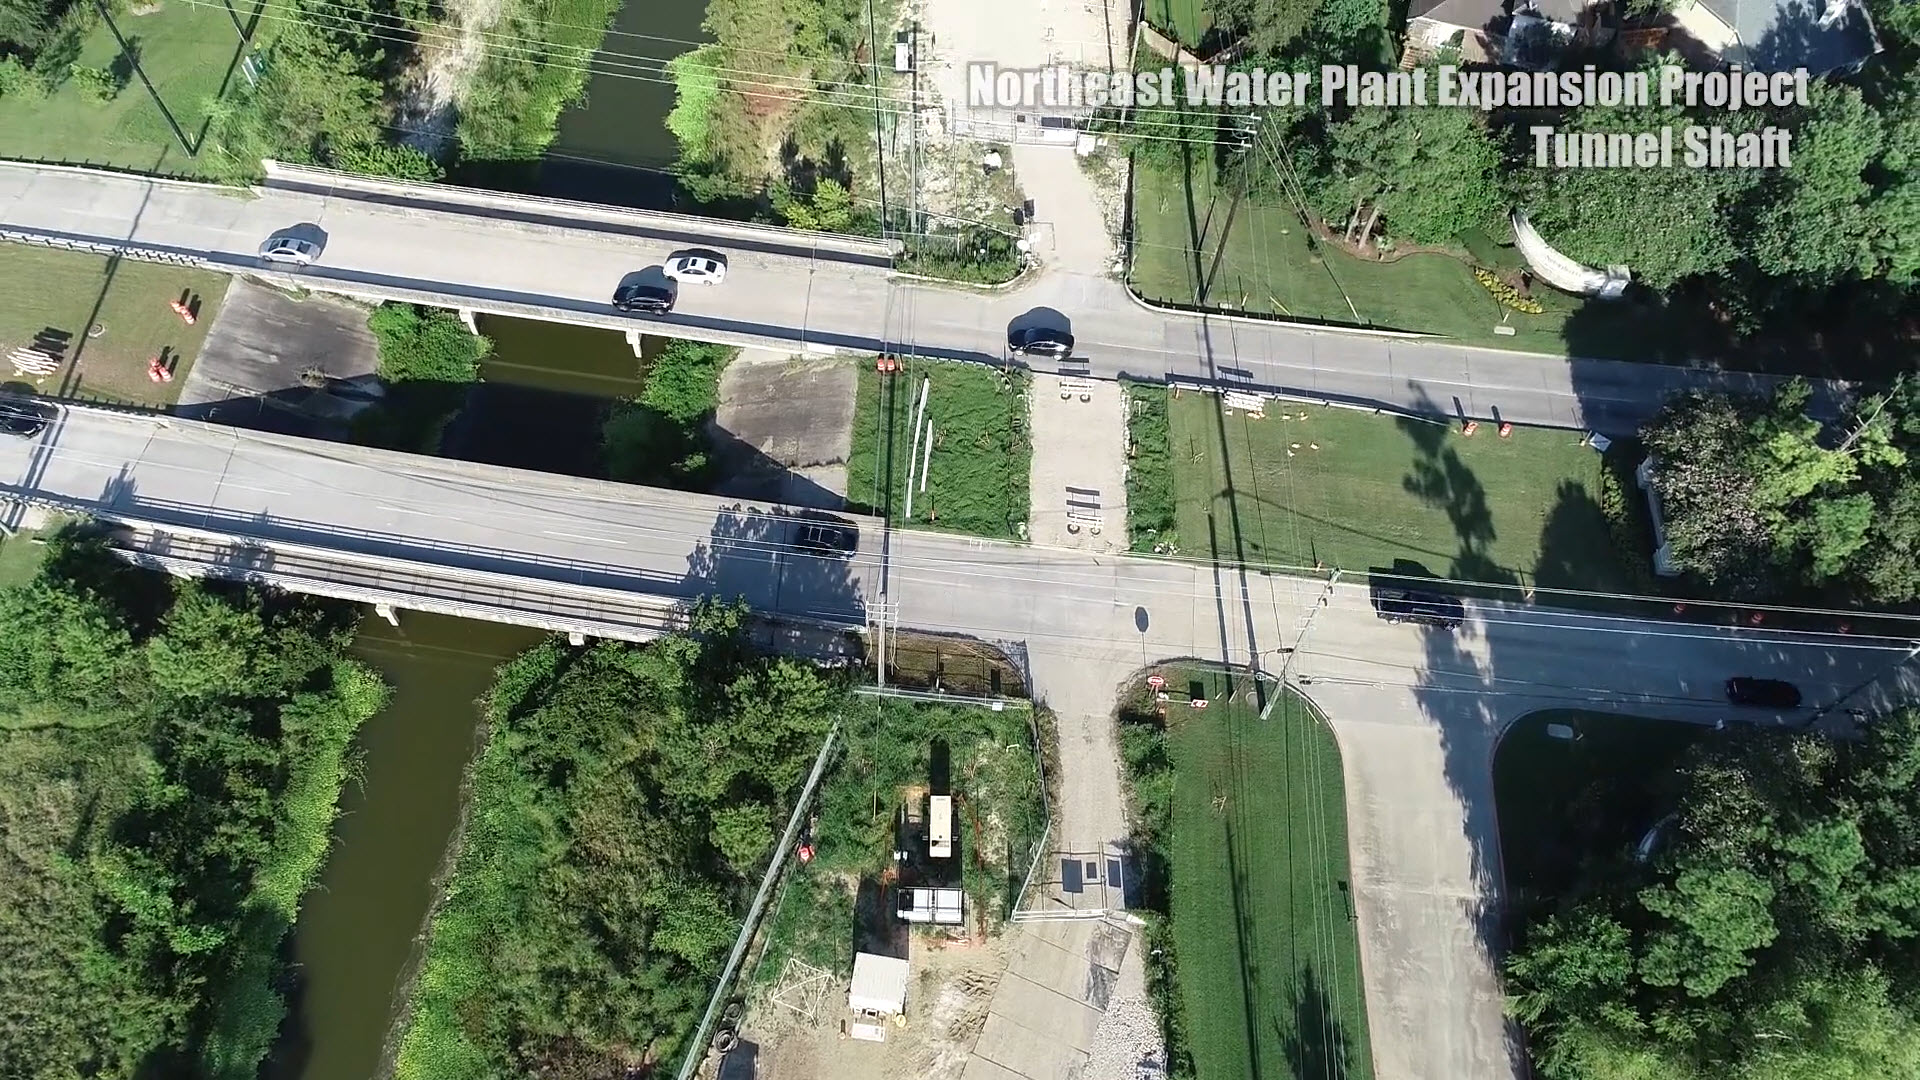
top-left (537, 0), bottom-right (712, 209)
top-left (268, 615), bottom-right (542, 1080)
top-left (270, 3), bottom-right (716, 1072)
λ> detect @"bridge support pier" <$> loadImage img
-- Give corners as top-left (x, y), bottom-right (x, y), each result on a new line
top-left (625, 328), bottom-right (643, 358)
top-left (374, 602), bottom-right (399, 627)
top-left (568, 631), bottom-right (587, 646)
top-left (457, 308), bottom-right (479, 334)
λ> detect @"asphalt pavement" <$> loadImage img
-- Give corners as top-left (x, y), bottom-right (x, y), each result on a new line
top-left (0, 162), bottom-right (1826, 435)
top-left (1, 403), bottom-right (1915, 1080)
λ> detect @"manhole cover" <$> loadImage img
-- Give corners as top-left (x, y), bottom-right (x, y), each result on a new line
top-left (87, 323), bottom-right (105, 338)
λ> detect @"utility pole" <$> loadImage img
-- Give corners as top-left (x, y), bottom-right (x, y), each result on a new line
top-left (1262, 569), bottom-right (1342, 719)
top-left (864, 0), bottom-right (891, 239)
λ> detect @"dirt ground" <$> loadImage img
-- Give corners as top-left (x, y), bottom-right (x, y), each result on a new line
top-left (175, 280), bottom-right (381, 437)
top-left (742, 934), bottom-right (1010, 1080)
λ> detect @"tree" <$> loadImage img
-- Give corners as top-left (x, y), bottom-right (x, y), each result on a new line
top-left (1519, 91), bottom-right (1759, 289)
top-left (710, 803), bottom-right (773, 874)
top-left (1312, 100), bottom-right (1503, 245)
top-left (145, 584), bottom-right (267, 700)
top-left (1748, 85), bottom-right (1885, 285)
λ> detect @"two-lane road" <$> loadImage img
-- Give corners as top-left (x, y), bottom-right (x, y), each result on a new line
top-left (0, 161), bottom-right (1818, 434)
top-left (1, 403), bottom-right (1913, 1080)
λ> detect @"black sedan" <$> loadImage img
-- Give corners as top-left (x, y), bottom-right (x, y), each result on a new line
top-left (1725, 677), bottom-right (1803, 708)
top-left (0, 400), bottom-right (50, 439)
top-left (613, 282), bottom-right (674, 314)
top-left (1008, 326), bottom-right (1074, 358)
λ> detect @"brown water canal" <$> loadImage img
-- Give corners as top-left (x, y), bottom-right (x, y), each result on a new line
top-left (267, 615), bottom-right (543, 1080)
top-left (270, 2), bottom-right (715, 1071)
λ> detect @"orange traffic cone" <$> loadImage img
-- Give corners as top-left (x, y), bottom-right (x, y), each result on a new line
top-left (148, 358), bottom-right (163, 383)
top-left (1498, 422), bottom-right (1514, 438)
top-left (1461, 420), bottom-right (1479, 436)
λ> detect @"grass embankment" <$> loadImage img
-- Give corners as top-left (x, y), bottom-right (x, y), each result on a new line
top-left (601, 340), bottom-right (734, 490)
top-left (0, 244), bottom-right (229, 408)
top-left (392, 601), bottom-right (836, 1079)
top-left (453, 0), bottom-right (624, 164)
top-left (1144, 0), bottom-right (1210, 48)
top-left (1118, 665), bottom-right (1372, 1080)
top-left (1128, 157), bottom-right (1676, 359)
top-left (847, 360), bottom-right (1031, 539)
top-left (1493, 710), bottom-right (1703, 919)
top-left (352, 304), bottom-right (490, 454)
top-left (0, 0), bottom-right (257, 176)
top-left (1124, 378), bottom-right (1177, 553)
top-left (1153, 386), bottom-right (1641, 591)
top-left (0, 531), bottom-right (387, 1079)
top-left (753, 697), bottom-right (1047, 979)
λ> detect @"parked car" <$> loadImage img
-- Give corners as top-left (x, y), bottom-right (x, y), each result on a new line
top-left (1008, 326), bottom-right (1074, 358)
top-left (612, 282), bottom-right (674, 314)
top-left (795, 521), bottom-right (858, 556)
top-left (1725, 677), bottom-right (1803, 708)
top-left (0, 399), bottom-right (48, 439)
top-left (1371, 587), bottom-right (1465, 630)
top-left (664, 253), bottom-right (728, 285)
top-left (258, 233), bottom-right (323, 266)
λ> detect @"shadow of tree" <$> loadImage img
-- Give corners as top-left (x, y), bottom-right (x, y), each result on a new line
top-left (1280, 965), bottom-right (1356, 1080)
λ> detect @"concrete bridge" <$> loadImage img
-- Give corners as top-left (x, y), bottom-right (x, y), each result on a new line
top-left (0, 159), bottom-right (1809, 435)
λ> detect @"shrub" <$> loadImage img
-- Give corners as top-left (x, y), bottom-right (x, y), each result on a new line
top-left (1473, 267), bottom-right (1544, 314)
top-left (69, 63), bottom-right (117, 102)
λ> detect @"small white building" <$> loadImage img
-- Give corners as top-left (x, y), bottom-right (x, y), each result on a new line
top-left (897, 886), bottom-right (965, 925)
top-left (849, 952), bottom-right (910, 1016)
top-left (928, 795), bottom-right (953, 859)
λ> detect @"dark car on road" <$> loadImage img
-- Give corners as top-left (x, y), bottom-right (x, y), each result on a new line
top-left (612, 282), bottom-right (674, 314)
top-left (1725, 677), bottom-right (1803, 708)
top-left (0, 399), bottom-right (50, 439)
top-left (1372, 587), bottom-right (1465, 631)
top-left (1008, 326), bottom-right (1074, 358)
top-left (794, 521), bottom-right (858, 556)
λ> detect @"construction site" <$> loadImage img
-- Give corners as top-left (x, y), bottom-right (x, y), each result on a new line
top-left (721, 695), bottom-right (1052, 1080)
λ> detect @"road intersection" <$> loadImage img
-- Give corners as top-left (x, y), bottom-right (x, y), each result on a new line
top-left (0, 404), bottom-right (1913, 1080)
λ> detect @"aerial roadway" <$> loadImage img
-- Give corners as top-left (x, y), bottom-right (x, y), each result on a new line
top-left (0, 160), bottom-right (1804, 435)
top-left (1, 400), bottom-right (1913, 1080)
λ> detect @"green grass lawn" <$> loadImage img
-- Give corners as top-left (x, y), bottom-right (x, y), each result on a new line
top-left (846, 359), bottom-right (1031, 540)
top-left (0, 243), bottom-right (230, 408)
top-left (1161, 667), bottom-right (1373, 1080)
top-left (1493, 710), bottom-right (1704, 919)
top-left (1165, 387), bottom-right (1642, 591)
top-left (1144, 0), bottom-right (1210, 47)
top-left (0, 2), bottom-right (262, 177)
top-left (1129, 156), bottom-right (1684, 360)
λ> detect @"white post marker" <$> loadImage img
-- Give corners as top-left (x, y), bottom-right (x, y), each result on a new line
top-left (919, 418), bottom-right (933, 494)
top-left (904, 375), bottom-right (930, 518)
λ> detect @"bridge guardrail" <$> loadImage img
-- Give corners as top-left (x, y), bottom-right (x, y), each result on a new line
top-left (261, 160), bottom-right (903, 263)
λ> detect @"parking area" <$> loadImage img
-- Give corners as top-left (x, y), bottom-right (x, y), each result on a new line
top-left (711, 349), bottom-right (857, 509)
top-left (1027, 375), bottom-right (1129, 552)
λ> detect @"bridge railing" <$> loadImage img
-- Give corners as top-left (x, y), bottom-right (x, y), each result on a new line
top-left (260, 160), bottom-right (904, 262)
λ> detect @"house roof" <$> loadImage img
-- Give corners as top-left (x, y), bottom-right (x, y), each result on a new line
top-left (1408, 0), bottom-right (1508, 32)
top-left (1695, 0), bottom-right (1880, 72)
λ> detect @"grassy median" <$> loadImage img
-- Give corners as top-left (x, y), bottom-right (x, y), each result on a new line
top-left (1157, 387), bottom-right (1641, 591)
top-left (1119, 666), bottom-right (1372, 1080)
top-left (846, 358), bottom-right (1031, 540)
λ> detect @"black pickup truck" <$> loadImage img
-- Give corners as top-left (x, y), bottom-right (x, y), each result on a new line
top-left (1371, 587), bottom-right (1466, 631)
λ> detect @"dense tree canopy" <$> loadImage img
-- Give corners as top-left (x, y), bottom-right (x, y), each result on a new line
top-left (393, 600), bottom-right (836, 1080)
top-left (1642, 378), bottom-right (1919, 602)
top-left (1309, 100), bottom-right (1504, 245)
top-left (0, 534), bottom-right (385, 1080)
top-left (1507, 712), bottom-right (1920, 1080)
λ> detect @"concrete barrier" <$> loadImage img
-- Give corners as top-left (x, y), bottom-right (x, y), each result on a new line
top-left (261, 161), bottom-right (903, 264)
